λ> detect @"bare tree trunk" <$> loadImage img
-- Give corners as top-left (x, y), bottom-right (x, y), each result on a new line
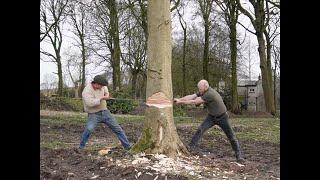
top-left (182, 27), bottom-right (187, 96)
top-left (131, 71), bottom-right (138, 99)
top-left (40, 0), bottom-right (69, 97)
top-left (230, 23), bottom-right (240, 113)
top-left (197, 0), bottom-right (213, 81)
top-left (257, 32), bottom-right (275, 115)
top-left (203, 22), bottom-right (209, 81)
top-left (272, 45), bottom-right (279, 113)
top-left (109, 0), bottom-right (121, 91)
top-left (57, 57), bottom-right (64, 96)
top-left (80, 47), bottom-right (86, 97)
top-left (74, 82), bottom-right (79, 98)
top-left (131, 0), bottom-right (188, 158)
top-left (177, 8), bottom-right (187, 96)
top-left (264, 30), bottom-right (275, 112)
top-left (214, 0), bottom-right (240, 113)
top-left (273, 65), bottom-right (276, 111)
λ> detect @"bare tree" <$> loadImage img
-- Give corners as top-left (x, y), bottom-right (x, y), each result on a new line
top-left (236, 0), bottom-right (277, 115)
top-left (175, 2), bottom-right (188, 96)
top-left (264, 1), bottom-right (280, 111)
top-left (40, 0), bottom-right (69, 96)
top-left (215, 0), bottom-right (240, 113)
top-left (195, 0), bottom-right (214, 81)
top-left (132, 0), bottom-right (189, 158)
top-left (126, 0), bottom-right (148, 39)
top-left (272, 42), bottom-right (280, 111)
top-left (67, 0), bottom-right (90, 97)
top-left (41, 73), bottom-right (58, 96)
top-left (92, 0), bottom-right (122, 91)
top-left (121, 10), bottom-right (147, 99)
top-left (65, 52), bottom-right (82, 98)
top-left (40, 0), bottom-right (66, 42)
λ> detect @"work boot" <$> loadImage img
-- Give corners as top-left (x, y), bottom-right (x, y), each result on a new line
top-left (235, 151), bottom-right (245, 163)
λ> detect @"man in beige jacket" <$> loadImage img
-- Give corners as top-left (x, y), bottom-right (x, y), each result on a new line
top-left (79, 75), bottom-right (132, 150)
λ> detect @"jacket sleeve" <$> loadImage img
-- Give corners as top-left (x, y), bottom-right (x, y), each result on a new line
top-left (82, 89), bottom-right (101, 107)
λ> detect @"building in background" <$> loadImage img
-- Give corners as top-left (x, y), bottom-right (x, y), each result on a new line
top-left (218, 75), bottom-right (280, 112)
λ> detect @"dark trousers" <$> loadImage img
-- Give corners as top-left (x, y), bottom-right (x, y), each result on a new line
top-left (190, 112), bottom-right (242, 157)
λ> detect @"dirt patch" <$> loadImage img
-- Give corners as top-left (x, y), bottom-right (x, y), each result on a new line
top-left (40, 117), bottom-right (279, 179)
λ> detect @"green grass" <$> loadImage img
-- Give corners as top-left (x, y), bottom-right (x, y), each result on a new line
top-left (41, 140), bottom-right (67, 149)
top-left (206, 118), bottom-right (280, 144)
top-left (40, 111), bottom-right (280, 144)
top-left (40, 110), bottom-right (197, 124)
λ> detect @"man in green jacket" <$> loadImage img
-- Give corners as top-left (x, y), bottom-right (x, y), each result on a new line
top-left (174, 79), bottom-right (245, 163)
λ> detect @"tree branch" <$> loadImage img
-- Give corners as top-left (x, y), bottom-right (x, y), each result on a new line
top-left (236, 0), bottom-right (255, 27)
top-left (40, 51), bottom-right (57, 60)
top-left (266, 0), bottom-right (280, 9)
top-left (170, 0), bottom-right (181, 12)
top-left (237, 21), bottom-right (256, 35)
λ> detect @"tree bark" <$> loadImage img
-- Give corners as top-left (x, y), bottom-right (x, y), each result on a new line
top-left (198, 0), bottom-right (213, 81)
top-left (57, 56), bottom-right (63, 96)
top-left (264, 30), bottom-right (275, 112)
top-left (131, 71), bottom-right (138, 99)
top-left (203, 21), bottom-right (209, 81)
top-left (109, 0), bottom-right (121, 91)
top-left (131, 0), bottom-right (188, 158)
top-left (80, 43), bottom-right (86, 97)
top-left (182, 27), bottom-right (187, 96)
top-left (257, 32), bottom-right (275, 115)
top-left (229, 0), bottom-right (240, 114)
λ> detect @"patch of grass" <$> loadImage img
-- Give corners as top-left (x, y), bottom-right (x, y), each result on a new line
top-left (40, 111), bottom-right (279, 144)
top-left (204, 118), bottom-right (279, 144)
top-left (40, 115), bottom-right (87, 125)
top-left (40, 111), bottom-right (199, 125)
top-left (228, 118), bottom-right (279, 144)
top-left (114, 114), bottom-right (144, 123)
top-left (41, 140), bottom-right (67, 149)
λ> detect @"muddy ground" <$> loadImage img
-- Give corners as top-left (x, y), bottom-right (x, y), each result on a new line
top-left (40, 112), bottom-right (279, 180)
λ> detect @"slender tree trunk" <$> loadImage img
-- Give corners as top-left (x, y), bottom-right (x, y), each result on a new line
top-left (131, 71), bottom-right (138, 99)
top-left (264, 30), bottom-right (275, 112)
top-left (57, 56), bottom-right (63, 96)
top-left (182, 27), bottom-right (187, 96)
top-left (203, 22), bottom-right (209, 81)
top-left (273, 45), bottom-right (279, 113)
top-left (80, 40), bottom-right (86, 97)
top-left (273, 67), bottom-right (277, 112)
top-left (230, 15), bottom-right (240, 114)
top-left (74, 82), bottom-right (79, 98)
top-left (256, 32), bottom-right (275, 115)
top-left (131, 0), bottom-right (188, 158)
top-left (109, 0), bottom-right (121, 91)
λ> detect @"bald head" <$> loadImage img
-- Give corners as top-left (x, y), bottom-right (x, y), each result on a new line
top-left (198, 80), bottom-right (209, 88)
top-left (197, 79), bottom-right (209, 94)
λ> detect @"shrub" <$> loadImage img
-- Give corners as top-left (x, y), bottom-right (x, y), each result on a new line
top-left (40, 97), bottom-right (83, 112)
top-left (107, 99), bottom-right (136, 114)
top-left (173, 105), bottom-right (188, 117)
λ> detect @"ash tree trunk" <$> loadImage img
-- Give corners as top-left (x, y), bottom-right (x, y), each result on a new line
top-left (131, 0), bottom-right (188, 158)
